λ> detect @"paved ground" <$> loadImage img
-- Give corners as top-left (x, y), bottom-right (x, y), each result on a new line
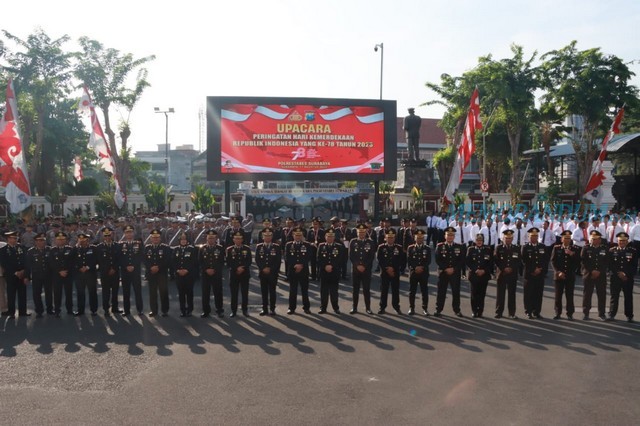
top-left (1, 266), bottom-right (639, 425)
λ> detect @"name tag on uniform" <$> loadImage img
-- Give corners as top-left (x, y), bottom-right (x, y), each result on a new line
top-left (512, 254), bottom-right (518, 258)
top-left (484, 255), bottom-right (490, 260)
top-left (185, 252), bottom-right (191, 257)
top-left (87, 249), bottom-right (93, 255)
top-left (538, 249), bottom-right (545, 254)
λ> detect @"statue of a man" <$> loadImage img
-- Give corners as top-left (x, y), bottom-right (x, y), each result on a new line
top-left (403, 107), bottom-right (421, 161)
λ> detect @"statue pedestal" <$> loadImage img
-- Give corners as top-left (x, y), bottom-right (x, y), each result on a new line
top-left (396, 161), bottom-right (434, 191)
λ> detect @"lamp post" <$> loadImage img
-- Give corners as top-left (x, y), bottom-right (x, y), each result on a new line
top-left (154, 107), bottom-right (175, 212)
top-left (482, 100), bottom-right (500, 213)
top-left (373, 42), bottom-right (384, 220)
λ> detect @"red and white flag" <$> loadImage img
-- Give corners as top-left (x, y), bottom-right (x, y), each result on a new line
top-left (0, 79), bottom-right (32, 213)
top-left (78, 85), bottom-right (125, 208)
top-left (583, 107), bottom-right (625, 206)
top-left (73, 156), bottom-right (84, 182)
top-left (443, 88), bottom-right (482, 205)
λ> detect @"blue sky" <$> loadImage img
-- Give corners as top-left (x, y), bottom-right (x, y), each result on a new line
top-left (4, 0), bottom-right (640, 153)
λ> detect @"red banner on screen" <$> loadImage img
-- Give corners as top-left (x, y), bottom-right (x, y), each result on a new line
top-left (220, 104), bottom-right (384, 174)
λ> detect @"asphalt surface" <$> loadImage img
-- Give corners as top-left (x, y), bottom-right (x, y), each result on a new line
top-left (1, 264), bottom-right (639, 425)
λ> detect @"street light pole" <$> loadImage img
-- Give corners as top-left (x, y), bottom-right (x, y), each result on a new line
top-left (154, 107), bottom-right (175, 213)
top-left (374, 42), bottom-right (384, 220)
top-left (482, 100), bottom-right (499, 213)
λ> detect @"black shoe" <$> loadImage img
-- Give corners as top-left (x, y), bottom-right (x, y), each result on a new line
top-left (434, 311), bottom-right (442, 317)
top-left (186, 312), bottom-right (192, 318)
top-left (229, 312), bottom-right (237, 318)
top-left (0, 311), bottom-right (9, 317)
top-left (91, 312), bottom-right (97, 316)
top-left (318, 309), bottom-right (327, 314)
top-left (334, 309), bottom-right (341, 315)
top-left (161, 312), bottom-right (168, 317)
top-left (527, 313), bottom-right (534, 319)
top-left (535, 314), bottom-right (543, 320)
top-left (217, 312), bottom-right (225, 318)
top-left (180, 313), bottom-right (187, 318)
top-left (104, 311), bottom-right (111, 317)
top-left (349, 308), bottom-right (358, 315)
top-left (423, 309), bottom-right (430, 317)
top-left (115, 309), bottom-right (125, 314)
top-left (477, 313), bottom-right (483, 318)
top-left (377, 309), bottom-right (386, 315)
top-left (259, 310), bottom-right (268, 316)
top-left (122, 311), bottom-right (130, 316)
top-left (494, 314), bottom-right (502, 319)
top-left (599, 315), bottom-right (607, 321)
top-left (20, 312), bottom-right (32, 317)
top-left (36, 313), bottom-right (43, 318)
top-left (394, 308), bottom-right (402, 315)
top-left (583, 314), bottom-right (589, 320)
top-left (74, 312), bottom-right (84, 316)
top-left (628, 317), bottom-right (634, 323)
top-left (455, 312), bottom-right (463, 318)
top-left (365, 309), bottom-right (373, 314)
top-left (407, 308), bottom-right (415, 316)
top-left (201, 313), bottom-right (210, 318)
top-left (287, 309), bottom-right (295, 315)
top-left (472, 313), bottom-right (478, 318)
top-left (242, 310), bottom-right (249, 317)
top-left (567, 314), bottom-right (574, 320)
top-left (55, 312), bottom-right (61, 318)
top-left (553, 314), bottom-right (561, 320)
top-left (148, 312), bottom-right (156, 317)
top-left (509, 315), bottom-right (517, 319)
top-left (303, 309), bottom-right (311, 314)
top-left (138, 311), bottom-right (144, 316)
top-left (270, 310), bottom-right (276, 316)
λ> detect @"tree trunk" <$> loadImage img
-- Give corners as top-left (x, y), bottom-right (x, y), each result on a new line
top-left (29, 108), bottom-right (45, 195)
top-left (506, 126), bottom-right (521, 206)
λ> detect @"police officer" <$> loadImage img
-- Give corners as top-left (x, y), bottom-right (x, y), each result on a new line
top-left (119, 225), bottom-right (144, 316)
top-left (144, 229), bottom-right (171, 317)
top-left (608, 232), bottom-right (637, 322)
top-left (25, 233), bottom-right (51, 317)
top-left (226, 231), bottom-right (252, 317)
top-left (376, 229), bottom-right (403, 314)
top-left (0, 231), bottom-right (29, 318)
top-left (434, 227), bottom-right (465, 317)
top-left (307, 217), bottom-right (325, 281)
top-left (521, 227), bottom-right (547, 319)
top-left (348, 223), bottom-right (375, 314)
top-left (172, 232), bottom-right (198, 317)
top-left (284, 227), bottom-right (313, 314)
top-left (317, 229), bottom-right (344, 314)
top-left (465, 233), bottom-right (493, 318)
top-left (581, 230), bottom-right (609, 321)
top-left (255, 227), bottom-right (281, 316)
top-left (407, 229), bottom-right (431, 315)
top-left (494, 229), bottom-right (520, 319)
top-left (199, 229), bottom-right (226, 318)
top-left (551, 230), bottom-right (581, 320)
top-left (73, 232), bottom-right (98, 315)
top-left (96, 227), bottom-right (120, 316)
top-left (48, 232), bottom-right (75, 317)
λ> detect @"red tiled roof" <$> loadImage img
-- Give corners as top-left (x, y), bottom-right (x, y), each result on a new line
top-left (396, 117), bottom-right (447, 145)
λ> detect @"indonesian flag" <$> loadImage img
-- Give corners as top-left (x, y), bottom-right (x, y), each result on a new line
top-left (443, 88), bottom-right (482, 205)
top-left (583, 107), bottom-right (625, 206)
top-left (0, 79), bottom-right (32, 213)
top-left (73, 156), bottom-right (84, 182)
top-left (78, 85), bottom-right (125, 208)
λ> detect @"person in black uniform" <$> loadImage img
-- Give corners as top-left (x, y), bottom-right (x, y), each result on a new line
top-left (255, 227), bottom-right (281, 316)
top-left (608, 232), bottom-right (638, 322)
top-left (580, 230), bottom-right (609, 321)
top-left (0, 231), bottom-right (29, 318)
top-left (144, 229), bottom-right (171, 317)
top-left (348, 223), bottom-right (375, 314)
top-left (48, 232), bottom-right (75, 317)
top-left (199, 229), bottom-right (226, 318)
top-left (551, 230), bottom-right (581, 320)
top-left (306, 217), bottom-right (325, 281)
top-left (316, 229), bottom-right (344, 314)
top-left (284, 227), bottom-right (313, 314)
top-left (226, 231), bottom-right (252, 317)
top-left (521, 228), bottom-right (547, 319)
top-left (25, 233), bottom-right (51, 317)
top-left (465, 233), bottom-right (493, 318)
top-left (172, 232), bottom-right (198, 317)
top-left (96, 227), bottom-right (120, 316)
top-left (434, 227), bottom-right (465, 317)
top-left (494, 229), bottom-right (520, 319)
top-left (223, 216), bottom-right (246, 249)
top-left (118, 225), bottom-right (144, 316)
top-left (377, 229), bottom-right (404, 314)
top-left (74, 232), bottom-right (99, 316)
top-left (406, 229), bottom-right (431, 315)
top-left (403, 107), bottom-right (422, 161)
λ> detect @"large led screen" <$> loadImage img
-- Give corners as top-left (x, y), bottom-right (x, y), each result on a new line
top-left (207, 96), bottom-right (397, 181)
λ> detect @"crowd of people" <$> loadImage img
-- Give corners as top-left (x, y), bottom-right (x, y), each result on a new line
top-left (0, 207), bottom-right (638, 324)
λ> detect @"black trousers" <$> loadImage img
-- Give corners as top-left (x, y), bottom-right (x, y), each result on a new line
top-left (53, 275), bottom-right (74, 314)
top-left (122, 270), bottom-right (143, 314)
top-left (351, 268), bottom-right (372, 310)
top-left (176, 275), bottom-right (194, 314)
top-left (32, 275), bottom-right (52, 315)
top-left (583, 275), bottom-right (607, 316)
top-left (100, 272), bottom-right (120, 313)
top-left (76, 272), bottom-right (98, 314)
top-left (554, 276), bottom-right (575, 315)
top-left (148, 273), bottom-right (169, 315)
top-left (436, 271), bottom-right (461, 314)
top-left (610, 275), bottom-right (634, 319)
top-left (230, 271), bottom-right (250, 313)
top-left (202, 272), bottom-right (223, 314)
top-left (320, 271), bottom-right (340, 311)
top-left (6, 275), bottom-right (27, 315)
top-left (496, 275), bottom-right (517, 316)
top-left (409, 270), bottom-right (429, 309)
top-left (259, 271), bottom-right (278, 311)
top-left (287, 270), bottom-right (310, 311)
top-left (469, 274), bottom-right (489, 315)
top-left (523, 274), bottom-right (545, 315)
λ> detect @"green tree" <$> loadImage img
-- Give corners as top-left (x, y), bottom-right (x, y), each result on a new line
top-left (74, 37), bottom-right (155, 198)
top-left (145, 181), bottom-right (173, 213)
top-left (190, 184), bottom-right (215, 213)
top-left (539, 41), bottom-right (639, 202)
